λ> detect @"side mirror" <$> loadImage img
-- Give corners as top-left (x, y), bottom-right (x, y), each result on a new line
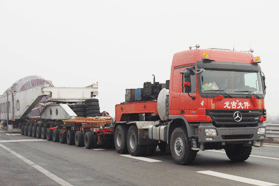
top-left (261, 71), bottom-right (266, 95)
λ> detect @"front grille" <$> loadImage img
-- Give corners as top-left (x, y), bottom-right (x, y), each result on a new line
top-left (207, 110), bottom-right (263, 127)
top-left (222, 135), bottom-right (253, 140)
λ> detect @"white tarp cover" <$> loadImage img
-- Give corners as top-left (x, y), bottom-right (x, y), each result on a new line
top-left (3, 76), bottom-right (53, 117)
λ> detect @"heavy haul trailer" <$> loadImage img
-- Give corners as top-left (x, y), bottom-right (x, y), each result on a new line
top-left (0, 77), bottom-right (114, 148)
top-left (114, 46), bottom-right (267, 165)
top-left (19, 89), bottom-right (114, 149)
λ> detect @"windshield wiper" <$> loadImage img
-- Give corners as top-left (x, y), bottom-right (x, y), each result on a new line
top-left (234, 90), bottom-right (260, 99)
top-left (204, 90), bottom-right (232, 98)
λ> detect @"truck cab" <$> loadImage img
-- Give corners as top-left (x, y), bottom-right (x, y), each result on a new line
top-left (114, 47), bottom-right (267, 165)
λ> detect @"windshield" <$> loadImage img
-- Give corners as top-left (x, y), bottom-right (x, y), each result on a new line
top-left (200, 70), bottom-right (263, 95)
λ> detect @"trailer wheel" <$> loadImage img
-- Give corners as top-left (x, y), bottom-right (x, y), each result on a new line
top-left (24, 126), bottom-right (28, 136)
top-left (21, 126), bottom-right (24, 135)
top-left (46, 128), bottom-right (53, 141)
top-left (127, 125), bottom-right (146, 156)
top-left (52, 129), bottom-right (59, 142)
top-left (36, 127), bottom-right (41, 138)
top-left (67, 130), bottom-right (75, 145)
top-left (84, 132), bottom-right (93, 149)
top-left (28, 126), bottom-right (32, 137)
top-left (75, 131), bottom-right (84, 147)
top-left (114, 125), bottom-right (128, 154)
top-left (32, 126), bottom-right (36, 138)
top-left (225, 144), bottom-right (252, 162)
top-left (41, 127), bottom-right (47, 139)
top-left (59, 129), bottom-right (66, 143)
top-left (170, 127), bottom-right (197, 165)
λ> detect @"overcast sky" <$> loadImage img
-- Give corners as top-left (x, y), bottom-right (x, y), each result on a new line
top-left (0, 0), bottom-right (278, 117)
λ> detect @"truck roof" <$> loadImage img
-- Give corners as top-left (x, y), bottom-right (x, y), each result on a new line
top-left (172, 49), bottom-right (255, 69)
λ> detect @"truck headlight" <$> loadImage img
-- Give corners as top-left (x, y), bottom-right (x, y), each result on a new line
top-left (205, 129), bottom-right (217, 136)
top-left (257, 128), bottom-right (266, 135)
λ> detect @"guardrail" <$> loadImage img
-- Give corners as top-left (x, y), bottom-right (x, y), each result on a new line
top-left (266, 123), bottom-right (279, 140)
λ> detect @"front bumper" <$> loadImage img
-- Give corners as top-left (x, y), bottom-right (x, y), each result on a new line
top-left (197, 123), bottom-right (266, 143)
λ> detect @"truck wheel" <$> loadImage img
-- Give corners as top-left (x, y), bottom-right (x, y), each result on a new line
top-left (225, 144), bottom-right (252, 162)
top-left (36, 127), bottom-right (41, 138)
top-left (32, 126), bottom-right (36, 138)
top-left (114, 125), bottom-right (128, 154)
top-left (75, 131), bottom-right (84, 147)
top-left (170, 127), bottom-right (197, 165)
top-left (41, 127), bottom-right (47, 139)
top-left (67, 130), bottom-right (75, 145)
top-left (59, 129), bottom-right (66, 143)
top-left (127, 125), bottom-right (145, 156)
top-left (28, 126), bottom-right (32, 137)
top-left (24, 126), bottom-right (28, 136)
top-left (21, 126), bottom-right (24, 135)
top-left (46, 128), bottom-right (53, 141)
top-left (84, 132), bottom-right (93, 149)
top-left (52, 129), bottom-right (59, 142)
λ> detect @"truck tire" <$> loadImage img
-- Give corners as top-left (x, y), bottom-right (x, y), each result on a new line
top-left (21, 126), bottom-right (24, 135)
top-left (28, 126), bottom-right (32, 137)
top-left (32, 126), bottom-right (36, 138)
top-left (73, 108), bottom-right (86, 112)
top-left (84, 132), bottom-right (93, 149)
top-left (114, 125), bottom-right (128, 154)
top-left (46, 128), bottom-right (53, 141)
top-left (225, 144), bottom-right (252, 162)
top-left (86, 110), bottom-right (100, 115)
top-left (127, 125), bottom-right (146, 156)
top-left (85, 98), bottom-right (99, 103)
top-left (75, 112), bottom-right (86, 117)
top-left (59, 129), bottom-right (66, 143)
top-left (75, 131), bottom-right (84, 147)
top-left (86, 106), bottom-right (100, 111)
top-left (87, 113), bottom-right (102, 117)
top-left (52, 129), bottom-right (59, 142)
top-left (67, 130), bottom-right (75, 145)
top-left (24, 126), bottom-right (28, 136)
top-left (41, 127), bottom-right (47, 139)
top-left (73, 104), bottom-right (85, 108)
top-left (36, 127), bottom-right (41, 138)
top-left (85, 102), bottom-right (99, 107)
top-left (170, 127), bottom-right (197, 165)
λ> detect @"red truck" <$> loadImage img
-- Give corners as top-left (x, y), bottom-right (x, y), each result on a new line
top-left (114, 46), bottom-right (266, 165)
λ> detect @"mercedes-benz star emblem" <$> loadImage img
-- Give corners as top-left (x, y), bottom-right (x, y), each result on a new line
top-left (233, 111), bottom-right (242, 122)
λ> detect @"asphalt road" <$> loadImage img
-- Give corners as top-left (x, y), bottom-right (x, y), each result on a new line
top-left (0, 130), bottom-right (279, 186)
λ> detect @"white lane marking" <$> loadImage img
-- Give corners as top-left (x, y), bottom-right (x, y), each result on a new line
top-left (264, 145), bottom-right (279, 148)
top-left (0, 139), bottom-right (46, 143)
top-left (197, 170), bottom-right (278, 186)
top-left (5, 133), bottom-right (21, 136)
top-left (93, 149), bottom-right (105, 151)
top-left (0, 143), bottom-right (73, 186)
top-left (208, 150), bottom-right (279, 161)
top-left (121, 155), bottom-right (162, 163)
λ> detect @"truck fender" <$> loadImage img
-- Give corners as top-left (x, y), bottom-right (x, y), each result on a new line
top-left (167, 115), bottom-right (196, 142)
